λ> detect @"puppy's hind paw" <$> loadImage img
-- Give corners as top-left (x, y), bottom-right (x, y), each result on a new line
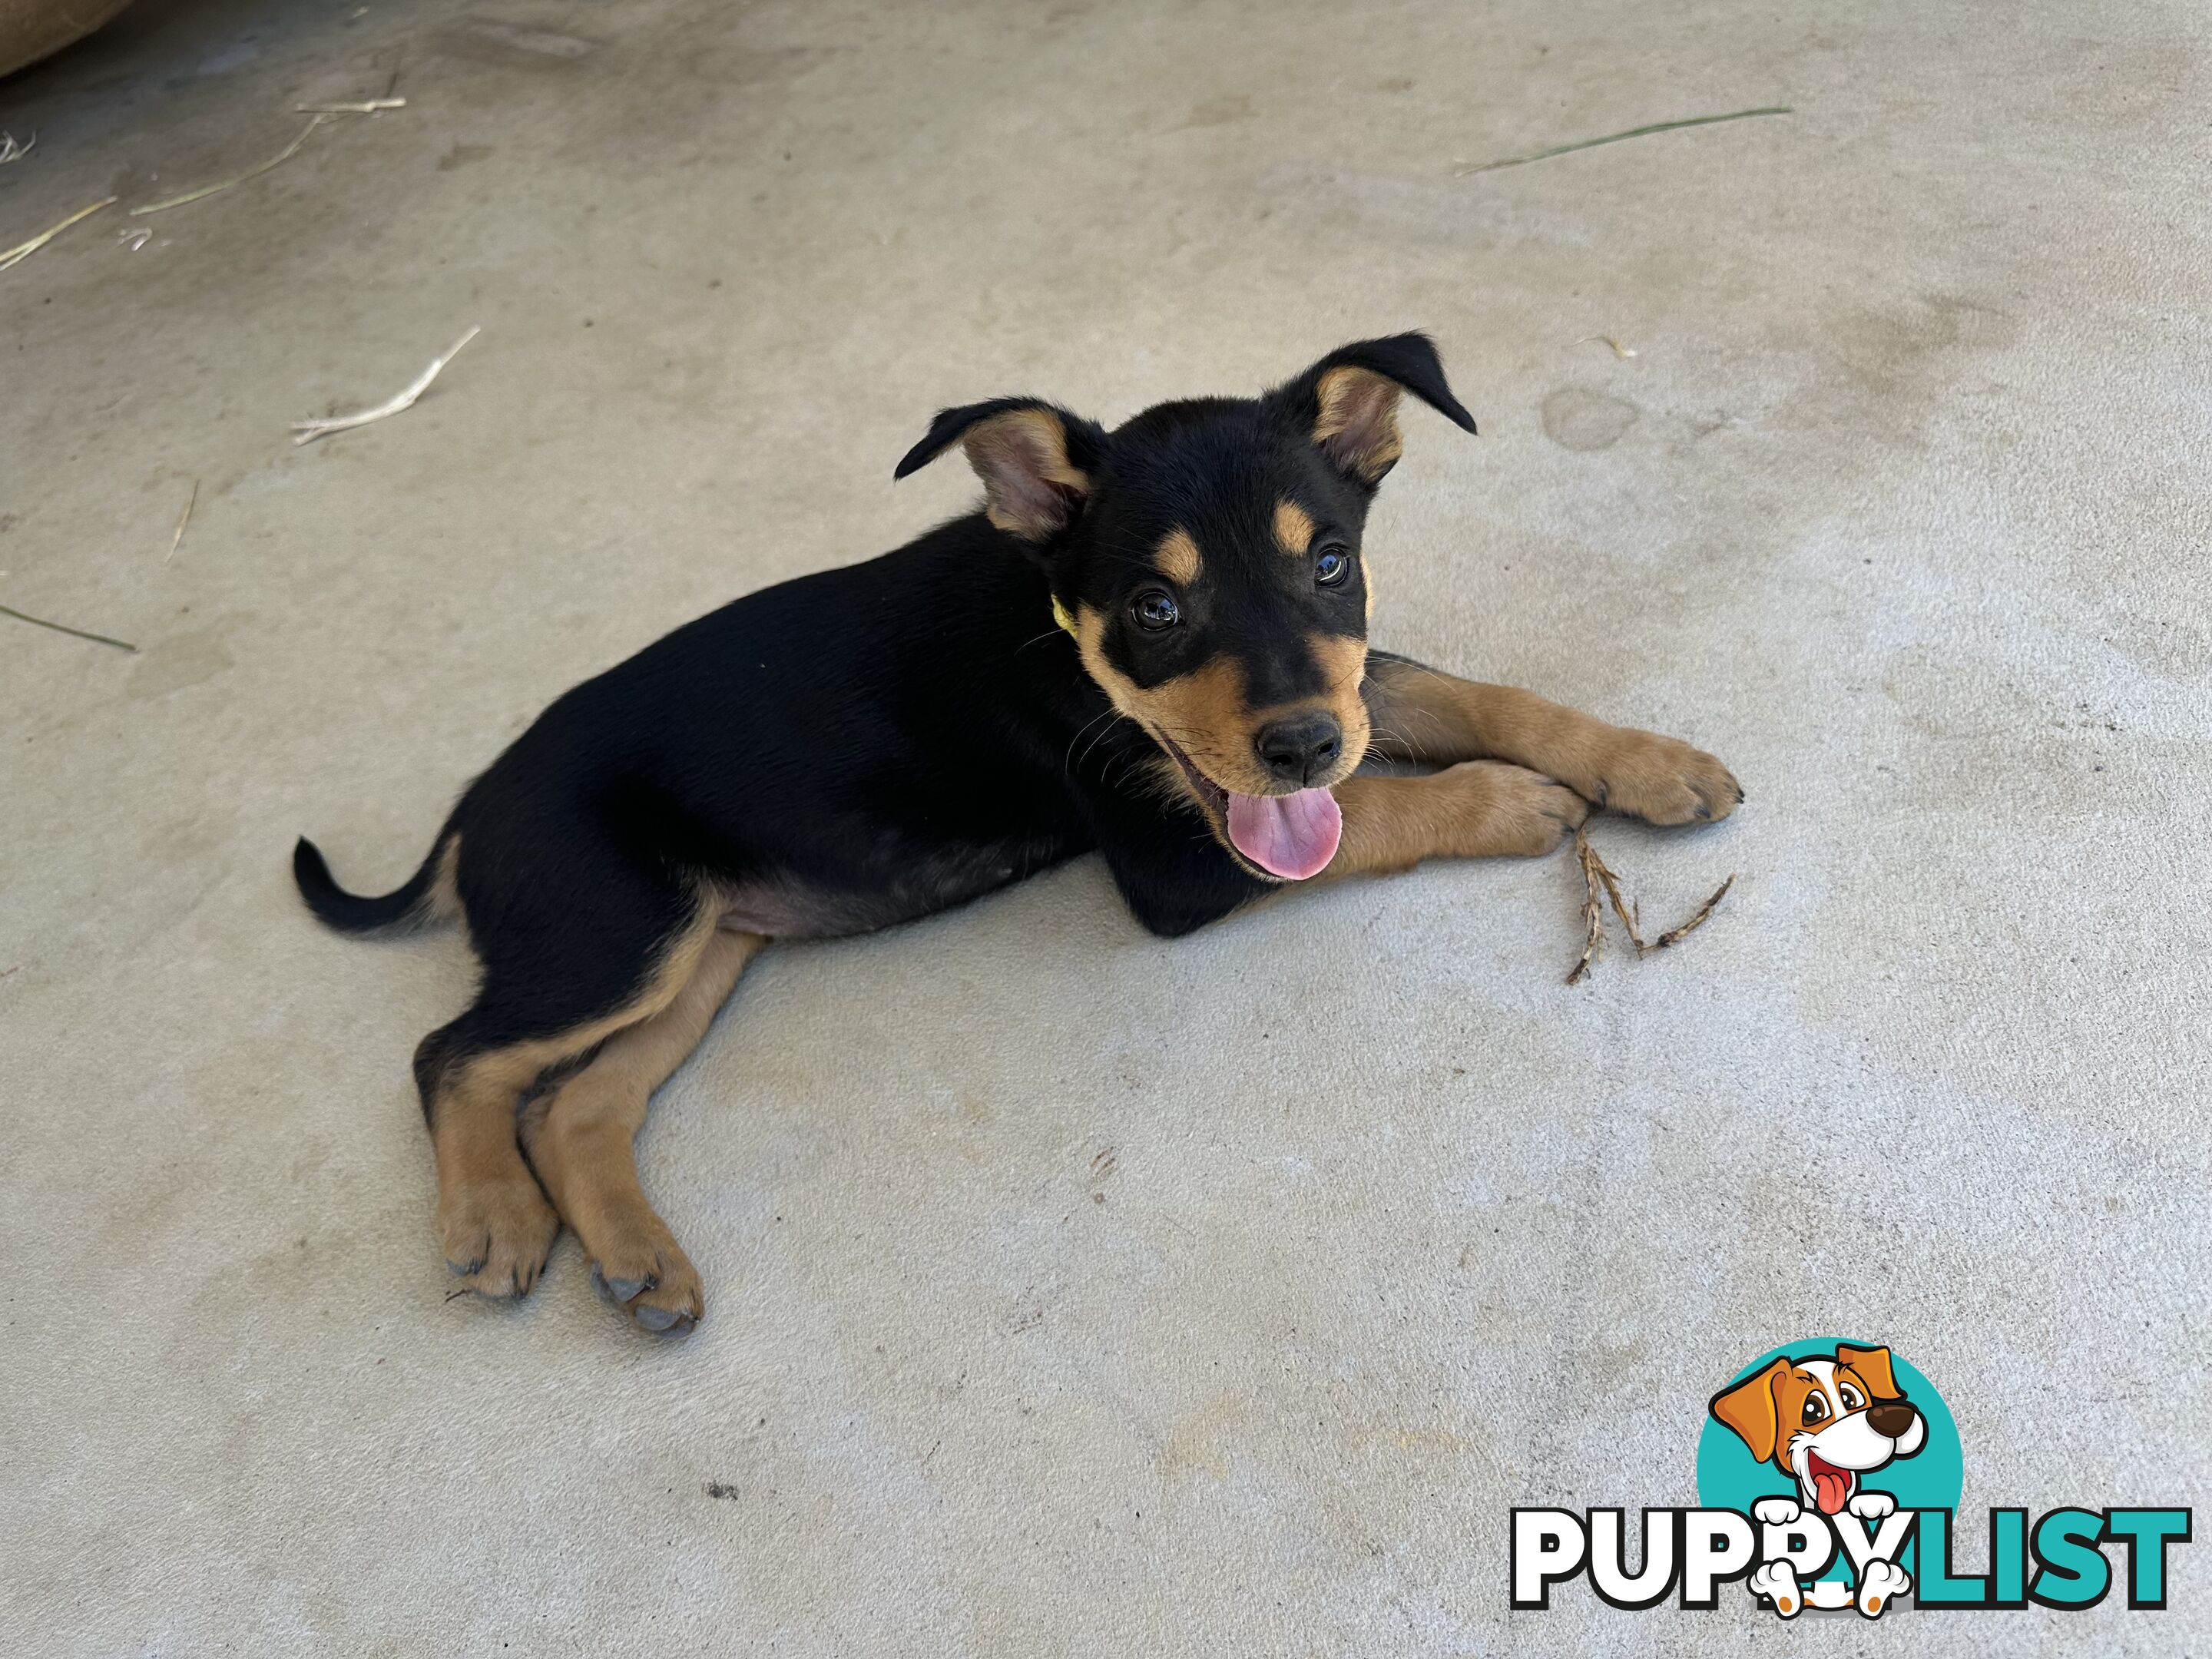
top-left (1856, 1559), bottom-right (1910, 1618)
top-left (1747, 1561), bottom-right (1803, 1618)
top-left (439, 1174), bottom-right (558, 1299)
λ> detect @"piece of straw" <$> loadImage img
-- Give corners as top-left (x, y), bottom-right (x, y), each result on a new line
top-left (295, 98), bottom-right (406, 114)
top-left (1565, 827), bottom-right (1604, 985)
top-left (1564, 826), bottom-right (1737, 981)
top-left (1578, 335), bottom-right (1638, 359)
top-left (0, 603), bottom-right (137, 653)
top-left (131, 116), bottom-right (326, 217)
top-left (290, 326), bottom-right (481, 445)
top-left (0, 131), bottom-right (33, 164)
top-left (0, 196), bottom-right (117, 273)
top-left (1455, 107), bottom-right (1791, 176)
top-left (166, 478), bottom-right (198, 564)
top-left (1652, 875), bottom-right (1734, 951)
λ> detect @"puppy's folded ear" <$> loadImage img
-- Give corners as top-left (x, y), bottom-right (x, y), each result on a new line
top-left (893, 398), bottom-right (1108, 542)
top-left (1836, 1344), bottom-right (1903, 1399)
top-left (1710, 1357), bottom-right (1792, 1465)
top-left (1270, 332), bottom-right (1478, 485)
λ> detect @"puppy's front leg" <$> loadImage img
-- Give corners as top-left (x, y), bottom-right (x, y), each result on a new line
top-left (1330, 762), bottom-right (1588, 878)
top-left (1366, 652), bottom-right (1741, 825)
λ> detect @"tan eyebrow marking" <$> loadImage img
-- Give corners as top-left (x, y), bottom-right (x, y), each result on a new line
top-left (1154, 528), bottom-right (1201, 586)
top-left (1273, 500), bottom-right (1316, 555)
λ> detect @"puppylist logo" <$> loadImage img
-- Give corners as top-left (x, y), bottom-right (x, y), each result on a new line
top-left (1512, 1339), bottom-right (2190, 1620)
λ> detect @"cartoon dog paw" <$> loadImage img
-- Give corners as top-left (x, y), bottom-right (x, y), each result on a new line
top-left (1748, 1561), bottom-right (1804, 1618)
top-left (1856, 1559), bottom-right (1910, 1618)
top-left (1847, 1491), bottom-right (1896, 1520)
top-left (1752, 1496), bottom-right (1803, 1526)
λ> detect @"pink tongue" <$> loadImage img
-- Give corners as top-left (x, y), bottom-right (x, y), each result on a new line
top-left (1225, 787), bottom-right (1343, 880)
top-left (1813, 1469), bottom-right (1850, 1515)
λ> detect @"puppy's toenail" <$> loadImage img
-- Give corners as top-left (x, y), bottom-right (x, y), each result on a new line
top-left (635, 1303), bottom-right (682, 1332)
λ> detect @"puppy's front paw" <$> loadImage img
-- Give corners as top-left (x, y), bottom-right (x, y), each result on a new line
top-left (1753, 1496), bottom-right (1804, 1526)
top-left (439, 1174), bottom-right (559, 1298)
top-left (1588, 730), bottom-right (1741, 826)
top-left (1442, 760), bottom-right (1588, 856)
top-left (1847, 1491), bottom-right (1896, 1521)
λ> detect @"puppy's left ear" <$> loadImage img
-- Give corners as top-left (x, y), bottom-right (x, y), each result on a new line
top-left (893, 397), bottom-right (1109, 544)
top-left (1709, 1357), bottom-right (1790, 1465)
top-left (1269, 332), bottom-right (1478, 485)
top-left (1836, 1344), bottom-right (1903, 1399)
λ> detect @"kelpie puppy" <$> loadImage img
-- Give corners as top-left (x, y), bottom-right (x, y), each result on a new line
top-left (296, 334), bottom-right (1738, 1333)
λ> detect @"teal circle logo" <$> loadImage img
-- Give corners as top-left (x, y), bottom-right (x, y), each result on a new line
top-left (1697, 1337), bottom-right (1962, 1581)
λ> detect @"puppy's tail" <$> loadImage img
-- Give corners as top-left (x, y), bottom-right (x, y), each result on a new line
top-left (292, 830), bottom-right (457, 935)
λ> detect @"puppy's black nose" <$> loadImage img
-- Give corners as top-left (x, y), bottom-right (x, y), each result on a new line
top-left (1254, 713), bottom-right (1343, 787)
top-left (1866, 1402), bottom-right (1917, 1439)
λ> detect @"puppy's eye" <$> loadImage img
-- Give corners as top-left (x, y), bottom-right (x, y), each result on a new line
top-left (1802, 1397), bottom-right (1829, 1426)
top-left (1315, 545), bottom-right (1352, 588)
top-left (1131, 589), bottom-right (1181, 631)
top-left (1839, 1384), bottom-right (1866, 1411)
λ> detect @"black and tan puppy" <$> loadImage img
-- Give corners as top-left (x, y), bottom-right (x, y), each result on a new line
top-left (296, 334), bottom-right (1738, 1333)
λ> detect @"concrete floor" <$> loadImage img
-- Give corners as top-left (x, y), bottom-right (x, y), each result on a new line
top-left (4, 0), bottom-right (2207, 1651)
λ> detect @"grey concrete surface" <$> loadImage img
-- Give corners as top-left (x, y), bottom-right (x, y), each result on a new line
top-left (2, 0), bottom-right (2207, 1652)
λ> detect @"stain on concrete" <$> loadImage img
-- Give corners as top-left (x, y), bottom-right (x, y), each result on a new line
top-left (1180, 93), bottom-right (1253, 129)
top-left (1541, 387), bottom-right (1640, 452)
top-left (437, 143), bottom-right (495, 171)
top-left (127, 624), bottom-right (235, 700)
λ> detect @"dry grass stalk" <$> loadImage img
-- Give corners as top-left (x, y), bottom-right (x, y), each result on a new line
top-left (1455, 107), bottom-right (1793, 176)
top-left (0, 602), bottom-right (138, 653)
top-left (291, 326), bottom-right (481, 445)
top-left (295, 98), bottom-right (406, 114)
top-left (1565, 827), bottom-right (1604, 985)
top-left (0, 196), bottom-right (117, 273)
top-left (166, 478), bottom-right (199, 564)
top-left (130, 116), bottom-right (327, 217)
top-left (1653, 875), bottom-right (1734, 951)
top-left (0, 132), bottom-right (33, 164)
top-left (1578, 335), bottom-right (1639, 359)
top-left (1565, 828), bottom-right (1736, 981)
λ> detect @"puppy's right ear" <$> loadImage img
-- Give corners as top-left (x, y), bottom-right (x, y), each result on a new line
top-left (893, 398), bottom-right (1109, 543)
top-left (1709, 1358), bottom-right (1790, 1465)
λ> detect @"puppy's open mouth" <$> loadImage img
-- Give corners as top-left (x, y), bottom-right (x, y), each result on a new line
top-left (1153, 732), bottom-right (1343, 882)
top-left (1806, 1452), bottom-right (1856, 1516)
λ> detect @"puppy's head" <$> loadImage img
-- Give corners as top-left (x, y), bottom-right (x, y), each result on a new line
top-left (896, 334), bottom-right (1477, 881)
top-left (1709, 1344), bottom-right (1929, 1515)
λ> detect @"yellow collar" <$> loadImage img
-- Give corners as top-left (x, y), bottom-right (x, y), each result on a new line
top-left (1051, 594), bottom-right (1078, 638)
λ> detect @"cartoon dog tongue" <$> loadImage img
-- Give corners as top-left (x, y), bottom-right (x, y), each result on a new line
top-left (1809, 1458), bottom-right (1853, 1516)
top-left (1225, 787), bottom-right (1343, 881)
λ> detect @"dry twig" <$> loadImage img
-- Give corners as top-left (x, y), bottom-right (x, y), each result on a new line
top-left (1653, 876), bottom-right (1734, 951)
top-left (1455, 107), bottom-right (1792, 176)
top-left (1565, 828), bottom-right (1604, 985)
top-left (0, 603), bottom-right (137, 653)
top-left (0, 197), bottom-right (117, 273)
top-left (291, 326), bottom-right (481, 445)
top-left (131, 116), bottom-right (327, 217)
top-left (166, 479), bottom-right (199, 564)
top-left (1565, 827), bottom-right (1736, 981)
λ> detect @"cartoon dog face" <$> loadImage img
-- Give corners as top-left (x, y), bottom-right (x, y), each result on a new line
top-left (1710, 1344), bottom-right (1927, 1515)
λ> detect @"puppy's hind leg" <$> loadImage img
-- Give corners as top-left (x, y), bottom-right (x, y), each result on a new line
top-left (416, 891), bottom-right (721, 1301)
top-left (519, 927), bottom-right (766, 1334)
